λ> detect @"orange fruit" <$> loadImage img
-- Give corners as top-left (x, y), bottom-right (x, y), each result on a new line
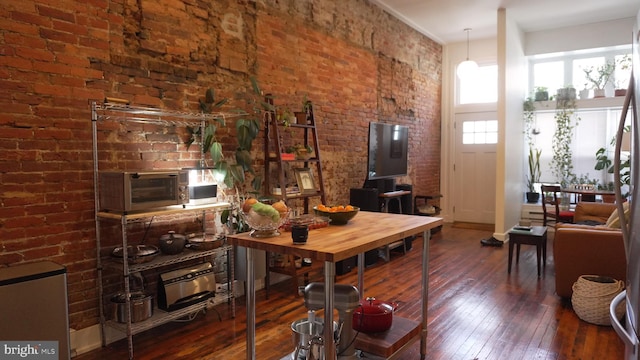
top-left (242, 198), bottom-right (258, 213)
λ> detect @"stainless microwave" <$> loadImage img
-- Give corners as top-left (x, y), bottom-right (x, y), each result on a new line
top-left (99, 171), bottom-right (189, 213)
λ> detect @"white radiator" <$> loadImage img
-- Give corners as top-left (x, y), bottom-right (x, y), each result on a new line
top-left (521, 203), bottom-right (544, 225)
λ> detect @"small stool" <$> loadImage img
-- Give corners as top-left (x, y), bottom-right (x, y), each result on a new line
top-left (378, 191), bottom-right (411, 261)
top-left (508, 226), bottom-right (548, 277)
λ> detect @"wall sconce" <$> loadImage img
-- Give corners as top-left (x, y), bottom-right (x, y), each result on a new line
top-left (457, 28), bottom-right (478, 79)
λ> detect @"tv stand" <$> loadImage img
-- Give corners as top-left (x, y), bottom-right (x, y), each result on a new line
top-left (363, 178), bottom-right (397, 193)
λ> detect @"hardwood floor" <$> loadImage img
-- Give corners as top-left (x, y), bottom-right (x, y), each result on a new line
top-left (75, 224), bottom-right (624, 360)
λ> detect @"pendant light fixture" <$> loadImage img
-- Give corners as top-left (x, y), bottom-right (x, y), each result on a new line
top-left (457, 28), bottom-right (478, 79)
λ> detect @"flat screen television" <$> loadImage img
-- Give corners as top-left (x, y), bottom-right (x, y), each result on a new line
top-left (367, 122), bottom-right (409, 181)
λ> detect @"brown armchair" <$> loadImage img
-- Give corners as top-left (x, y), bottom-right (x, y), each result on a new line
top-left (553, 202), bottom-right (626, 298)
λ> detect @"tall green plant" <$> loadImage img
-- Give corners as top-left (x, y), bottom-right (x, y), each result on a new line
top-left (527, 148), bottom-right (541, 192)
top-left (221, 77), bottom-right (278, 234)
top-left (551, 102), bottom-right (580, 186)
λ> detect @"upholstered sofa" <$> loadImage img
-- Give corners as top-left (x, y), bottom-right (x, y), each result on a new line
top-left (553, 202), bottom-right (627, 298)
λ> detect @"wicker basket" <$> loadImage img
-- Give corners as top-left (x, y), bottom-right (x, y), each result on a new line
top-left (571, 275), bottom-right (625, 326)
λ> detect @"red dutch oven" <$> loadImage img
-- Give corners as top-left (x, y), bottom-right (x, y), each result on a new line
top-left (352, 297), bottom-right (398, 333)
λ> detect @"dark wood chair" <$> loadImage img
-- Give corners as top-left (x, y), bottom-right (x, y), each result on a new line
top-left (541, 184), bottom-right (575, 226)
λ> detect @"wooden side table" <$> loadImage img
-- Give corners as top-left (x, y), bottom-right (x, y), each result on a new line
top-left (508, 226), bottom-right (548, 277)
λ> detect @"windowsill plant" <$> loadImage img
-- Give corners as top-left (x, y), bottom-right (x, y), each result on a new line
top-left (583, 61), bottom-right (615, 98)
top-left (526, 147), bottom-right (541, 203)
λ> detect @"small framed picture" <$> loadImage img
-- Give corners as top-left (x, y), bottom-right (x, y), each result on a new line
top-left (294, 168), bottom-right (316, 194)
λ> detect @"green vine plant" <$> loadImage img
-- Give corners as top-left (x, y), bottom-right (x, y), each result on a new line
top-left (551, 102), bottom-right (580, 186)
top-left (523, 97), bottom-right (536, 149)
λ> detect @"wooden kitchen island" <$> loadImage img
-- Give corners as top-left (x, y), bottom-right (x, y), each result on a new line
top-left (226, 210), bottom-right (442, 360)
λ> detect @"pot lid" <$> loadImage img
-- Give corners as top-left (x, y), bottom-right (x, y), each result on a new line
top-left (160, 231), bottom-right (185, 241)
top-left (111, 245), bottom-right (159, 258)
top-left (111, 291), bottom-right (148, 303)
top-left (357, 297), bottom-right (394, 315)
top-left (188, 234), bottom-right (225, 243)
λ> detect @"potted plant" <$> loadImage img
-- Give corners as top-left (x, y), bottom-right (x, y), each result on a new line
top-left (615, 55), bottom-right (631, 97)
top-left (579, 83), bottom-right (590, 99)
top-left (293, 95), bottom-right (312, 125)
top-left (286, 144), bottom-right (314, 160)
top-left (277, 107), bottom-right (295, 126)
top-left (583, 61), bottom-right (615, 98)
top-left (534, 86), bottom-right (548, 101)
top-left (556, 85), bottom-right (576, 101)
top-left (526, 147), bottom-right (542, 203)
top-left (594, 127), bottom-right (632, 198)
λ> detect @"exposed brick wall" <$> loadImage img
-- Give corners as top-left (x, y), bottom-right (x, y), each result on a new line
top-left (0, 0), bottom-right (441, 332)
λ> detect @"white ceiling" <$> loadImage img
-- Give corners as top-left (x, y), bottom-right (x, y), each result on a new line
top-left (371, 0), bottom-right (640, 44)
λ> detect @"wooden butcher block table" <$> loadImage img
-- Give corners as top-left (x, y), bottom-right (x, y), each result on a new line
top-left (226, 210), bottom-right (443, 360)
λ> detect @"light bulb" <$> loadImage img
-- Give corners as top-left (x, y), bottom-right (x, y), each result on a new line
top-left (457, 60), bottom-right (478, 79)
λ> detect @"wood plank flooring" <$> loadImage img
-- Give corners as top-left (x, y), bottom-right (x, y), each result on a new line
top-left (75, 224), bottom-right (624, 360)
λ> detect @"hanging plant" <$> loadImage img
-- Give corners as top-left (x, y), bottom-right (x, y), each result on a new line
top-left (523, 97), bottom-right (536, 149)
top-left (551, 101), bottom-right (580, 186)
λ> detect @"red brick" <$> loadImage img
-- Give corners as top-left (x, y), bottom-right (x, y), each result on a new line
top-left (0, 0), bottom-right (441, 333)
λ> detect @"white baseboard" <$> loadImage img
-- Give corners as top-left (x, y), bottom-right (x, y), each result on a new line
top-left (70, 325), bottom-right (103, 357)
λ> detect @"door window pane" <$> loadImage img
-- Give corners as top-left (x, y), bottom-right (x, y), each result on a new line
top-left (462, 120), bottom-right (498, 144)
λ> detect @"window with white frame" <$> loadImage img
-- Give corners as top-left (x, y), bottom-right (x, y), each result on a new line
top-left (529, 46), bottom-right (631, 97)
top-left (462, 120), bottom-right (498, 144)
top-left (458, 64), bottom-right (498, 105)
top-left (527, 46), bottom-right (632, 188)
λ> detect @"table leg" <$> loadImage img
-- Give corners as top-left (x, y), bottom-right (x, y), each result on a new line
top-left (246, 248), bottom-right (256, 360)
top-left (536, 244), bottom-right (542, 277)
top-left (421, 229), bottom-right (431, 359)
top-left (508, 240), bottom-right (514, 273)
top-left (358, 253), bottom-right (364, 300)
top-left (543, 234), bottom-right (547, 266)
top-left (324, 261), bottom-right (336, 360)
top-left (516, 243), bottom-right (521, 263)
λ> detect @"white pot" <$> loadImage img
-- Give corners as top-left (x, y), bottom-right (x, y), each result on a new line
top-left (579, 89), bottom-right (590, 99)
top-left (593, 88), bottom-right (606, 98)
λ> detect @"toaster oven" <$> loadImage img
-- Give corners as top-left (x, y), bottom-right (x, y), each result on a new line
top-left (157, 263), bottom-right (216, 312)
top-left (99, 170), bottom-right (189, 213)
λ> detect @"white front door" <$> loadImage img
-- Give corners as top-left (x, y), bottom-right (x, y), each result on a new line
top-left (453, 112), bottom-right (497, 224)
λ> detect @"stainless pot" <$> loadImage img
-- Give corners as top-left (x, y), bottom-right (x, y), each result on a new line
top-left (111, 292), bottom-right (153, 323)
top-left (291, 318), bottom-right (338, 360)
top-left (186, 233), bottom-right (225, 251)
top-left (159, 231), bottom-right (186, 255)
